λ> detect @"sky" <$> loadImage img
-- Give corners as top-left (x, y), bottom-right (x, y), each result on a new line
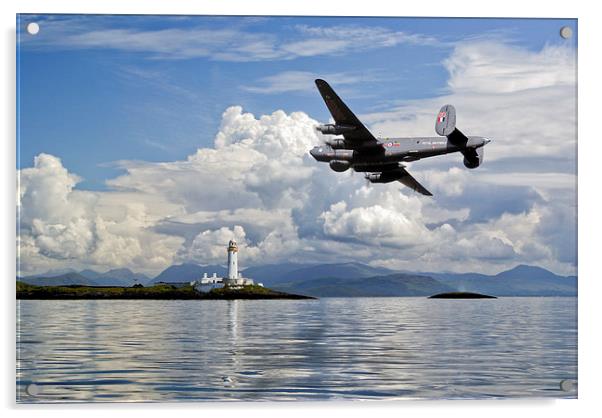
top-left (16, 14), bottom-right (577, 277)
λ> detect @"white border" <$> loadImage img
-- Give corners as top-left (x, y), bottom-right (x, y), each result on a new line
top-left (4, 0), bottom-right (585, 18)
top-left (3, 1), bottom-right (600, 417)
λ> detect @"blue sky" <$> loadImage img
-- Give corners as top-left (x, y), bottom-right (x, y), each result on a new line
top-left (17, 15), bottom-right (576, 189)
top-left (16, 15), bottom-right (577, 276)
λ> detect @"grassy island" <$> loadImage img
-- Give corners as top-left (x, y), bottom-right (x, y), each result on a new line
top-left (16, 281), bottom-right (314, 300)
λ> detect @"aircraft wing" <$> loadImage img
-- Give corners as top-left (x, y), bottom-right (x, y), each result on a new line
top-left (395, 167), bottom-right (433, 196)
top-left (315, 79), bottom-right (380, 148)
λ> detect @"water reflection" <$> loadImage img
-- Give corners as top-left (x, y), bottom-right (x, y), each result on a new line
top-left (16, 297), bottom-right (577, 402)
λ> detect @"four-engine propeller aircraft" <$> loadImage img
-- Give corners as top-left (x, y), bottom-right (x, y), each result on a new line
top-left (309, 79), bottom-right (491, 196)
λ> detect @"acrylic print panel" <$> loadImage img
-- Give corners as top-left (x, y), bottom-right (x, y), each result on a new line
top-left (16, 14), bottom-right (578, 402)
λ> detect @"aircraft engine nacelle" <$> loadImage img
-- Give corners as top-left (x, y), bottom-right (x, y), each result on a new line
top-left (316, 124), bottom-right (356, 135)
top-left (325, 138), bottom-right (346, 149)
top-left (365, 171), bottom-right (402, 183)
top-left (331, 149), bottom-right (354, 160)
top-left (463, 147), bottom-right (484, 169)
top-left (329, 160), bottom-right (351, 172)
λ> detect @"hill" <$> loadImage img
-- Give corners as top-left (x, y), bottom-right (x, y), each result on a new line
top-left (79, 268), bottom-right (149, 286)
top-left (98, 268), bottom-right (149, 286)
top-left (19, 272), bottom-right (101, 287)
top-left (243, 262), bottom-right (395, 286)
top-left (149, 263), bottom-right (227, 284)
top-left (270, 273), bottom-right (454, 297)
top-left (241, 263), bottom-right (311, 284)
top-left (20, 268), bottom-right (149, 287)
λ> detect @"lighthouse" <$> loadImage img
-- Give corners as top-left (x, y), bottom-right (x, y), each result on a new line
top-left (191, 239), bottom-right (256, 292)
top-left (227, 240), bottom-right (238, 280)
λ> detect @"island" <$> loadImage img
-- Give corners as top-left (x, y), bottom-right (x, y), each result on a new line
top-left (16, 281), bottom-right (314, 300)
top-left (428, 291), bottom-right (497, 299)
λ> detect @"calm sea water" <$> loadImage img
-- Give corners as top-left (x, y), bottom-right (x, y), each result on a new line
top-left (16, 297), bottom-right (577, 402)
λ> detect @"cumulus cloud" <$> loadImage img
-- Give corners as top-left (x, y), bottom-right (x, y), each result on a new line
top-left (17, 39), bottom-right (577, 277)
top-left (320, 200), bottom-right (441, 250)
top-left (422, 167), bottom-right (469, 197)
top-left (17, 154), bottom-right (183, 276)
top-left (108, 106), bottom-right (318, 213)
top-left (18, 154), bottom-right (97, 260)
top-left (186, 226), bottom-right (258, 263)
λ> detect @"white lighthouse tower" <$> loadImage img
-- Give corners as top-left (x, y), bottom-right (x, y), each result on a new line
top-left (227, 239), bottom-right (238, 280)
top-left (191, 239), bottom-right (256, 291)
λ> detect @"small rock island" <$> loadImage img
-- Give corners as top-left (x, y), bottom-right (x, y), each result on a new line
top-left (428, 292), bottom-right (497, 299)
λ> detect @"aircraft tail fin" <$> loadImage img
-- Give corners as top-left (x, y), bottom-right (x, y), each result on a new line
top-left (435, 104), bottom-right (456, 136)
top-left (435, 104), bottom-right (468, 146)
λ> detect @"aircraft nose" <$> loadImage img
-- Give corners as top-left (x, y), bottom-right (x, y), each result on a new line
top-left (484, 138), bottom-right (492, 145)
top-left (309, 146), bottom-right (321, 160)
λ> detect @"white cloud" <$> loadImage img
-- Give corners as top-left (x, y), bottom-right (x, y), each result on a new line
top-left (422, 167), bottom-right (469, 197)
top-left (241, 71), bottom-right (370, 94)
top-left (479, 172), bottom-right (576, 190)
top-left (319, 200), bottom-right (436, 249)
top-left (38, 26), bottom-right (281, 61)
top-left (17, 154), bottom-right (184, 276)
top-left (181, 224), bottom-right (302, 268)
top-left (453, 235), bottom-right (517, 260)
top-left (21, 18), bottom-right (439, 61)
top-left (186, 226), bottom-right (258, 263)
top-left (444, 42), bottom-right (574, 94)
top-left (18, 154), bottom-right (97, 260)
top-left (292, 25), bottom-right (439, 51)
top-left (106, 106), bottom-right (319, 214)
top-left (364, 41), bottom-right (576, 163)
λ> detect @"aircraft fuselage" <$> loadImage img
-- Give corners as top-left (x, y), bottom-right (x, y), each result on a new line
top-left (310, 136), bottom-right (490, 169)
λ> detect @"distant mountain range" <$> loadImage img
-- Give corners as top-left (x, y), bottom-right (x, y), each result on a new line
top-left (19, 268), bottom-right (149, 287)
top-left (149, 264), bottom-right (227, 284)
top-left (268, 273), bottom-right (455, 297)
top-left (18, 272), bottom-right (100, 287)
top-left (18, 262), bottom-right (577, 297)
top-left (427, 264), bottom-right (577, 297)
top-left (242, 262), bottom-right (394, 286)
